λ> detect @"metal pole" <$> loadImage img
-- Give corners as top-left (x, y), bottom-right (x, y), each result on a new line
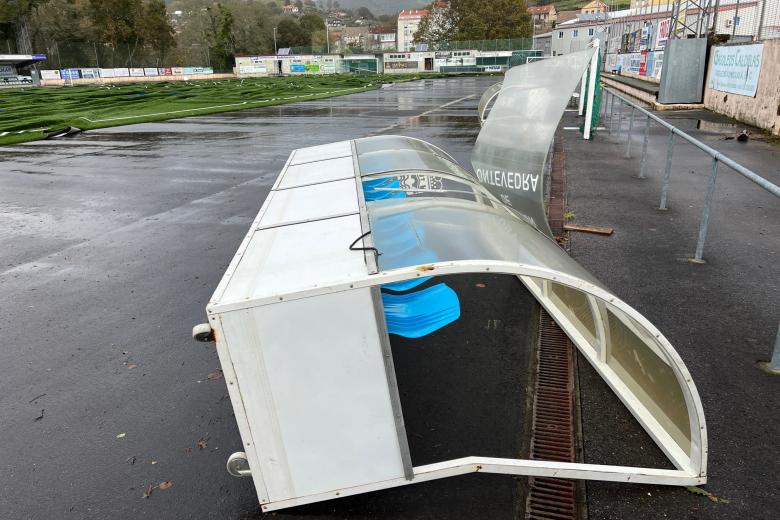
top-left (639, 114), bottom-right (650, 179)
top-left (757, 0), bottom-right (767, 40)
top-left (616, 97), bottom-right (624, 138)
top-left (625, 106), bottom-right (636, 158)
top-left (713, 0), bottom-right (722, 34)
top-left (579, 70), bottom-right (587, 116)
top-left (583, 39), bottom-right (600, 140)
top-left (274, 27), bottom-right (278, 55)
top-left (770, 324), bottom-right (780, 372)
top-left (732, 0), bottom-right (740, 39)
top-left (692, 158), bottom-right (720, 262)
top-left (659, 131), bottom-right (675, 210)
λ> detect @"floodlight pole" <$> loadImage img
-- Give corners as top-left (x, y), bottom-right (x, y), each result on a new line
top-left (274, 27), bottom-right (278, 55)
top-left (583, 39), bottom-right (599, 140)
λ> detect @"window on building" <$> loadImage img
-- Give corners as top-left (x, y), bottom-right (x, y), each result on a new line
top-left (558, 31), bottom-right (564, 39)
top-left (573, 29), bottom-right (579, 37)
top-left (589, 28), bottom-right (595, 36)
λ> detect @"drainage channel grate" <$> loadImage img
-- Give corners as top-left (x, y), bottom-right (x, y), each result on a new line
top-left (525, 310), bottom-right (578, 520)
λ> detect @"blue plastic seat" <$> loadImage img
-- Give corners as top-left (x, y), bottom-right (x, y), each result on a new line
top-left (381, 283), bottom-right (461, 339)
top-left (362, 178), bottom-right (407, 201)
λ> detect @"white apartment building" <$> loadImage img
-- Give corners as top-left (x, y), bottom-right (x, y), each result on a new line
top-left (397, 9), bottom-right (429, 52)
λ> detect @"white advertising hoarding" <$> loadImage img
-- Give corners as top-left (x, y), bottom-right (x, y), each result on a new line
top-left (130, 68), bottom-right (145, 77)
top-left (41, 69), bottom-right (61, 80)
top-left (114, 68), bottom-right (130, 77)
top-left (100, 68), bottom-right (115, 78)
top-left (708, 44), bottom-right (763, 97)
top-left (239, 65), bottom-right (267, 74)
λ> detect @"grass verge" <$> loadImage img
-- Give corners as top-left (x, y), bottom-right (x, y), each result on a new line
top-left (0, 73), bottom-right (454, 146)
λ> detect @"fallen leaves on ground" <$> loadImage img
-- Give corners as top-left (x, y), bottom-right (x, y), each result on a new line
top-left (207, 370), bottom-right (223, 381)
top-left (142, 480), bottom-right (173, 498)
top-left (127, 364), bottom-right (138, 370)
top-left (197, 438), bottom-right (208, 450)
top-left (686, 486), bottom-right (731, 504)
top-left (116, 432), bottom-right (126, 439)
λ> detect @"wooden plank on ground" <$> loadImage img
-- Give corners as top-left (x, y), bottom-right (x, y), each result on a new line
top-left (563, 223), bottom-right (614, 236)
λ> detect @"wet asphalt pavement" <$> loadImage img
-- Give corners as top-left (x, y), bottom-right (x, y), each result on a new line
top-left (563, 107), bottom-right (779, 519)
top-left (0, 77), bottom-right (539, 520)
top-left (3, 77), bottom-right (778, 520)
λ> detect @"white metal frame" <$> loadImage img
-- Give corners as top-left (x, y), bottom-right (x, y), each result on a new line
top-left (209, 258), bottom-right (708, 512)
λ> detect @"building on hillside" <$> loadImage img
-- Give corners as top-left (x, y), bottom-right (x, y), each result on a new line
top-left (282, 5), bottom-right (299, 14)
top-left (369, 28), bottom-right (398, 51)
top-left (630, 0), bottom-right (668, 8)
top-left (528, 5), bottom-right (558, 27)
top-left (581, 1), bottom-right (609, 14)
top-left (557, 10), bottom-right (579, 25)
top-left (397, 9), bottom-right (429, 52)
top-left (534, 32), bottom-right (553, 56)
top-left (342, 26), bottom-right (373, 49)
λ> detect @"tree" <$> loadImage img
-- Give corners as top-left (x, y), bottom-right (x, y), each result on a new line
top-left (275, 17), bottom-right (308, 48)
top-left (206, 2), bottom-right (235, 70)
top-left (456, 0), bottom-right (532, 40)
top-left (356, 7), bottom-right (374, 20)
top-left (415, 0), bottom-right (532, 45)
top-left (414, 1), bottom-right (461, 45)
top-left (140, 0), bottom-right (176, 64)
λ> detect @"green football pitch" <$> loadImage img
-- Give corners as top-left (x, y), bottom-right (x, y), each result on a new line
top-left (0, 74), bottom-right (443, 146)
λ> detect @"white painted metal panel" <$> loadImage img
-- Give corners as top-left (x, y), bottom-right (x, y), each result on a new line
top-left (259, 178), bottom-right (358, 228)
top-left (217, 215), bottom-right (368, 307)
top-left (289, 141), bottom-right (352, 165)
top-left (278, 156), bottom-right (355, 189)
top-left (219, 289), bottom-right (405, 501)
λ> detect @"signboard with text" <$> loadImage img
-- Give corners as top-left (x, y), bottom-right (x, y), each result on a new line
top-left (656, 19), bottom-right (670, 49)
top-left (708, 44), bottom-right (763, 97)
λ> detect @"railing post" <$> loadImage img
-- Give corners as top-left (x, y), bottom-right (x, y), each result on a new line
top-left (691, 157), bottom-right (720, 263)
top-left (624, 106), bottom-right (636, 158)
top-left (616, 97), bottom-right (624, 139)
top-left (606, 91), bottom-right (613, 132)
top-left (578, 70), bottom-right (587, 116)
top-left (659, 131), bottom-right (675, 210)
top-left (638, 114), bottom-right (650, 179)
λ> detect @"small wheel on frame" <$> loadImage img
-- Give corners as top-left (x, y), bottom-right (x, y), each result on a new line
top-left (192, 323), bottom-right (215, 343)
top-left (227, 452), bottom-right (251, 477)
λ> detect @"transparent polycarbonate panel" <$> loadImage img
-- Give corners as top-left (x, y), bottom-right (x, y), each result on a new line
top-left (364, 173), bottom-right (486, 204)
top-left (355, 135), bottom-right (456, 163)
top-left (358, 149), bottom-right (469, 179)
top-left (478, 82), bottom-right (503, 124)
top-left (605, 307), bottom-right (692, 454)
top-left (367, 197), bottom-right (603, 289)
top-left (471, 49), bottom-right (595, 236)
top-left (549, 282), bottom-right (597, 346)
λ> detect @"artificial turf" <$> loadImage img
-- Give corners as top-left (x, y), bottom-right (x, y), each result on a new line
top-left (0, 73), bottom-right (443, 146)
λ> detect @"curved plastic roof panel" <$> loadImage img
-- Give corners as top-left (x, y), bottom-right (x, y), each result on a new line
top-left (472, 49), bottom-right (596, 236)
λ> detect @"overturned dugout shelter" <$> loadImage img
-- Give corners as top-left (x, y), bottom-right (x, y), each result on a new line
top-left (197, 46), bottom-right (707, 512)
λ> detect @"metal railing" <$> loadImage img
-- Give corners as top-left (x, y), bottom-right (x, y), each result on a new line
top-left (601, 87), bottom-right (780, 263)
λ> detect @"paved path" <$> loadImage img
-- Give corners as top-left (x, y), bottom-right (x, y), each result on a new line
top-left (562, 104), bottom-right (779, 520)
